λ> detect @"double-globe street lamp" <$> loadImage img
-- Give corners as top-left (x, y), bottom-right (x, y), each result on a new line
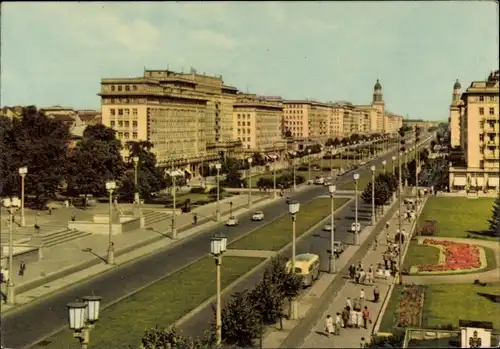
top-left (381, 160), bottom-right (387, 173)
top-left (391, 156), bottom-right (396, 175)
top-left (270, 154), bottom-right (278, 199)
top-left (132, 156), bottom-right (142, 219)
top-left (353, 173), bottom-right (360, 245)
top-left (67, 295), bottom-right (103, 349)
top-left (247, 157), bottom-right (253, 209)
top-left (19, 166), bottom-right (28, 227)
top-left (215, 163), bottom-right (222, 222)
top-left (328, 184), bottom-right (336, 274)
top-left (288, 200), bottom-right (300, 320)
top-left (3, 196), bottom-right (21, 305)
top-left (307, 148), bottom-right (312, 183)
top-left (105, 180), bottom-right (116, 265)
top-left (210, 235), bottom-right (228, 346)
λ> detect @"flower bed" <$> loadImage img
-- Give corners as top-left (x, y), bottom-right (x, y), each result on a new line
top-left (395, 285), bottom-right (424, 327)
top-left (419, 239), bottom-right (481, 272)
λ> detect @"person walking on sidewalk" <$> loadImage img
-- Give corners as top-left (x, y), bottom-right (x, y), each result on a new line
top-left (346, 297), bottom-right (352, 309)
top-left (360, 337), bottom-right (368, 348)
top-left (373, 285), bottom-right (380, 302)
top-left (362, 306), bottom-right (372, 329)
top-left (0, 269), bottom-right (7, 304)
top-left (335, 312), bottom-right (342, 335)
top-left (342, 307), bottom-right (350, 328)
top-left (325, 315), bottom-right (334, 337)
top-left (18, 261), bottom-right (26, 277)
top-left (359, 288), bottom-right (366, 302)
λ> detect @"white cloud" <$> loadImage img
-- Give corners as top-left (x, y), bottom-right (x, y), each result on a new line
top-left (189, 29), bottom-right (238, 50)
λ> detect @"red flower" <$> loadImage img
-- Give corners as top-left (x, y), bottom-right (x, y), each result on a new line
top-left (419, 239), bottom-right (480, 272)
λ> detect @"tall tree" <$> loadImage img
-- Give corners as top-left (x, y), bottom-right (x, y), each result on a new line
top-left (220, 291), bottom-right (260, 347)
top-left (139, 326), bottom-right (218, 349)
top-left (0, 115), bottom-right (17, 196)
top-left (118, 141), bottom-right (167, 201)
top-left (6, 107), bottom-right (70, 205)
top-left (67, 124), bottom-right (125, 197)
top-left (489, 193), bottom-right (500, 236)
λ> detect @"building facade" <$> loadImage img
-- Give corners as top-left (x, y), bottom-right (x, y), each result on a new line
top-left (233, 94), bottom-right (285, 153)
top-left (99, 69), bottom-right (242, 174)
top-left (449, 70), bottom-right (500, 192)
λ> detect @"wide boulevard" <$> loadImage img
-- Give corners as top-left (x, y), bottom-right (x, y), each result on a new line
top-left (2, 146), bottom-right (405, 349)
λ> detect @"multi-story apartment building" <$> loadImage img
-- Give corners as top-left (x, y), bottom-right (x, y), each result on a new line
top-left (233, 94), bottom-right (285, 153)
top-left (385, 112), bottom-right (404, 133)
top-left (403, 119), bottom-right (440, 131)
top-left (99, 69), bottom-right (241, 175)
top-left (449, 70), bottom-right (500, 193)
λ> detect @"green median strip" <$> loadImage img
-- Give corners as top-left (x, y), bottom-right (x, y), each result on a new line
top-left (39, 256), bottom-right (265, 349)
top-left (229, 198), bottom-right (350, 251)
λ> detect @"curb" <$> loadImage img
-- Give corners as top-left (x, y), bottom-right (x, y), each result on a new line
top-left (175, 198), bottom-right (354, 328)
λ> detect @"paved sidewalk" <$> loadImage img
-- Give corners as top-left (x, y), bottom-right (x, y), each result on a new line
top-left (2, 194), bottom-right (267, 301)
top-left (297, 197), bottom-right (419, 348)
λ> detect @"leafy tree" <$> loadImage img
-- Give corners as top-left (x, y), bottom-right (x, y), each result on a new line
top-left (5, 106), bottom-right (70, 206)
top-left (252, 152), bottom-right (266, 166)
top-left (0, 115), bottom-right (17, 197)
top-left (249, 277), bottom-right (282, 325)
top-left (489, 193), bottom-right (500, 235)
top-left (325, 138), bottom-right (334, 146)
top-left (220, 291), bottom-right (260, 347)
top-left (118, 141), bottom-right (167, 201)
top-left (283, 128), bottom-right (292, 138)
top-left (139, 326), bottom-right (217, 349)
top-left (67, 124), bottom-right (125, 197)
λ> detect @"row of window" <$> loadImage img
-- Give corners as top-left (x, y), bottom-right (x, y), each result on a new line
top-left (477, 96), bottom-right (497, 102)
top-left (478, 107), bottom-right (496, 116)
top-left (110, 108), bottom-right (138, 117)
top-left (117, 132), bottom-right (138, 140)
top-left (109, 85), bottom-right (139, 92)
top-left (110, 120), bottom-right (138, 128)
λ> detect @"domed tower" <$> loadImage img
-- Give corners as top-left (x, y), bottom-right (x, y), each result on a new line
top-left (373, 79), bottom-right (383, 103)
top-left (452, 79), bottom-right (461, 104)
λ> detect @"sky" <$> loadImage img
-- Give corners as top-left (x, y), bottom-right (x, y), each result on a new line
top-left (1, 2), bottom-right (498, 121)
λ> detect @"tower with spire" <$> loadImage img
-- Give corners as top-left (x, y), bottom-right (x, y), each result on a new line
top-left (452, 79), bottom-right (461, 104)
top-left (449, 78), bottom-right (463, 148)
top-left (371, 79), bottom-right (385, 116)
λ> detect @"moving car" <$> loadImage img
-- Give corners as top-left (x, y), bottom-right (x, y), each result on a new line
top-left (252, 211), bottom-right (265, 221)
top-left (314, 176), bottom-right (325, 185)
top-left (333, 241), bottom-right (346, 255)
top-left (226, 216), bottom-right (239, 226)
top-left (323, 224), bottom-right (334, 231)
top-left (350, 222), bottom-right (361, 232)
top-left (285, 253), bottom-right (320, 287)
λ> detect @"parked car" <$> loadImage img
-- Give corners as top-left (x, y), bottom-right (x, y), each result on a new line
top-left (350, 222), bottom-right (361, 232)
top-left (333, 241), bottom-right (346, 255)
top-left (314, 176), bottom-right (325, 185)
top-left (252, 211), bottom-right (264, 221)
top-left (226, 216), bottom-right (239, 226)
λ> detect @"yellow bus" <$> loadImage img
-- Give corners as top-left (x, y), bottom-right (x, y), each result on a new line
top-left (286, 253), bottom-right (320, 287)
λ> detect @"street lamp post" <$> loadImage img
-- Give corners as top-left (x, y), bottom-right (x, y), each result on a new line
top-left (391, 156), bottom-right (396, 175)
top-left (170, 160), bottom-right (178, 239)
top-left (288, 201), bottom-right (300, 320)
top-left (382, 160), bottom-right (387, 173)
top-left (328, 185), bottom-right (336, 274)
top-left (398, 150), bottom-right (403, 285)
top-left (271, 154), bottom-right (277, 199)
top-left (132, 156), bottom-right (143, 224)
top-left (353, 173), bottom-right (360, 245)
top-left (215, 163), bottom-right (222, 222)
top-left (307, 148), bottom-right (312, 183)
top-left (210, 235), bottom-right (228, 346)
top-left (404, 150), bottom-right (409, 187)
top-left (247, 157), bottom-right (253, 208)
top-left (3, 197), bottom-right (21, 304)
top-left (105, 181), bottom-right (116, 265)
top-left (329, 146), bottom-right (334, 180)
top-left (292, 151), bottom-right (297, 191)
top-left (371, 165), bottom-right (376, 225)
top-left (67, 295), bottom-right (102, 349)
top-left (18, 167), bottom-right (28, 227)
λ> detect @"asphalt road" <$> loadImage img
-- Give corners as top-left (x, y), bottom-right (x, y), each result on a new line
top-left (1, 146), bottom-right (405, 349)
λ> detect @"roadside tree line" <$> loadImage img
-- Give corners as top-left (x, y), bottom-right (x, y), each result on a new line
top-left (138, 256), bottom-right (303, 348)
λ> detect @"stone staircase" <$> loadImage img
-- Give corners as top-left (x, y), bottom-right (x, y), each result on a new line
top-left (1, 221), bottom-right (91, 248)
top-left (143, 210), bottom-right (171, 226)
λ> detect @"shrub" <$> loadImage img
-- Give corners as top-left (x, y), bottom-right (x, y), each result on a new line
top-left (208, 186), bottom-right (225, 195)
top-left (419, 220), bottom-right (437, 236)
top-left (190, 187), bottom-right (206, 194)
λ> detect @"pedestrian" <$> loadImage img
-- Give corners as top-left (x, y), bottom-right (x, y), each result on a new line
top-left (350, 307), bottom-right (358, 328)
top-left (342, 307), bottom-right (350, 328)
top-left (34, 223), bottom-right (41, 234)
top-left (1, 267), bottom-right (9, 284)
top-left (360, 336), bottom-right (367, 348)
top-left (335, 312), bottom-right (342, 335)
top-left (48, 207), bottom-right (52, 215)
top-left (346, 297), bottom-right (352, 309)
top-left (384, 267), bottom-right (391, 280)
top-left (359, 288), bottom-right (365, 301)
top-left (362, 306), bottom-right (372, 329)
top-left (71, 212), bottom-right (76, 222)
top-left (373, 235), bottom-right (378, 250)
top-left (349, 264), bottom-right (356, 279)
top-left (359, 269), bottom-right (366, 284)
top-left (355, 269), bottom-right (360, 284)
top-left (193, 214), bottom-right (198, 225)
top-left (367, 265), bottom-right (374, 284)
top-left (325, 314), bottom-right (334, 337)
top-left (18, 261), bottom-right (26, 277)
top-left (373, 285), bottom-right (380, 302)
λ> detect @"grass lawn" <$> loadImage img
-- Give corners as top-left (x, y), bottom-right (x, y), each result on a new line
top-left (378, 284), bottom-right (404, 332)
top-left (229, 197), bottom-right (350, 251)
top-left (422, 282), bottom-right (500, 330)
top-left (418, 197), bottom-right (496, 240)
top-left (403, 241), bottom-right (440, 271)
top-left (40, 256), bottom-right (265, 349)
top-left (338, 170), bottom-right (382, 191)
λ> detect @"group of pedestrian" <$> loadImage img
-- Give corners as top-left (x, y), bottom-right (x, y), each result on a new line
top-left (382, 244), bottom-right (400, 277)
top-left (348, 261), bottom-right (376, 284)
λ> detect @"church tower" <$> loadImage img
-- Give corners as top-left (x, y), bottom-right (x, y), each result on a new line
top-left (372, 79), bottom-right (385, 117)
top-left (452, 79), bottom-right (461, 104)
top-left (449, 78), bottom-right (462, 148)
